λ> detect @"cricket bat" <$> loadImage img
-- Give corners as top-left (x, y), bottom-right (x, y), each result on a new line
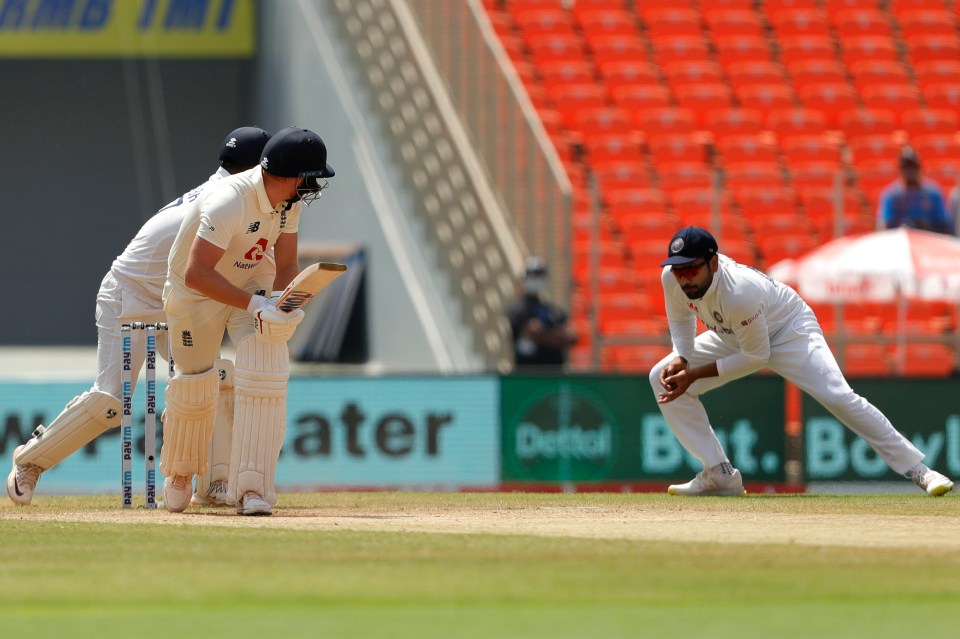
top-left (276, 262), bottom-right (348, 312)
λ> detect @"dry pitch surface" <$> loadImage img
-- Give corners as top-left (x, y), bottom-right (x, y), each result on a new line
top-left (3, 492), bottom-right (958, 549)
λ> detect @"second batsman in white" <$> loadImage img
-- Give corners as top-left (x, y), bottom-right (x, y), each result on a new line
top-left (161, 126), bottom-right (334, 516)
top-left (6, 127), bottom-right (271, 506)
top-left (650, 226), bottom-right (955, 498)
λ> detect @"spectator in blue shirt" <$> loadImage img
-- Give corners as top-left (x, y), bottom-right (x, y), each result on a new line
top-left (876, 147), bottom-right (953, 235)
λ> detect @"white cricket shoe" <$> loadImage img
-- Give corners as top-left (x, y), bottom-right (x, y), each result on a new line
top-left (908, 463), bottom-right (954, 497)
top-left (163, 475), bottom-right (192, 513)
top-left (191, 479), bottom-right (230, 506)
top-left (6, 445), bottom-right (42, 505)
top-left (668, 461), bottom-right (746, 496)
top-left (236, 491), bottom-right (272, 516)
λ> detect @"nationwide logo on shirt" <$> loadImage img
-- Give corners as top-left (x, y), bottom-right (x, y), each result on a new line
top-left (236, 238), bottom-right (268, 269)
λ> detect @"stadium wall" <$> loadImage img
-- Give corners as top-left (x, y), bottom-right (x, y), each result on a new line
top-left (2, 375), bottom-right (957, 494)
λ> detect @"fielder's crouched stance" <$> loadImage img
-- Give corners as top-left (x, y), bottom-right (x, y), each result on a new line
top-left (650, 226), bottom-right (955, 498)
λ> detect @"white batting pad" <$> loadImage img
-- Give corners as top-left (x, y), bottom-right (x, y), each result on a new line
top-left (194, 358), bottom-right (235, 498)
top-left (227, 335), bottom-right (289, 506)
top-left (16, 391), bottom-right (120, 470)
top-left (159, 368), bottom-right (219, 477)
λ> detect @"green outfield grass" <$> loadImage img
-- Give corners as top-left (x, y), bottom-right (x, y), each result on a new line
top-left (1, 493), bottom-right (958, 639)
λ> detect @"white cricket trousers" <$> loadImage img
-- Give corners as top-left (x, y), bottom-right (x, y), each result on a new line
top-left (649, 308), bottom-right (924, 475)
top-left (94, 272), bottom-right (168, 399)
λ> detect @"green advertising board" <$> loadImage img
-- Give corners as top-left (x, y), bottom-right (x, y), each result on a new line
top-left (500, 374), bottom-right (787, 485)
top-left (802, 379), bottom-right (960, 481)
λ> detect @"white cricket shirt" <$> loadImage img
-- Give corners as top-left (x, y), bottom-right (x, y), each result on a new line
top-left (165, 167), bottom-right (301, 298)
top-left (662, 255), bottom-right (809, 378)
top-left (109, 168), bottom-right (229, 303)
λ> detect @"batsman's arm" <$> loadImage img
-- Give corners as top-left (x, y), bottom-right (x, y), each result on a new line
top-left (184, 237), bottom-right (257, 310)
top-left (271, 232), bottom-right (300, 291)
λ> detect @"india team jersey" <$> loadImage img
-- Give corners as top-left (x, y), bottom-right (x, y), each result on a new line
top-left (165, 167), bottom-right (300, 299)
top-left (661, 255), bottom-right (809, 378)
top-left (109, 169), bottom-right (229, 304)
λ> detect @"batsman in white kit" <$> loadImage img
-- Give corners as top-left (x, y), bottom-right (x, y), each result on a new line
top-left (6, 127), bottom-right (272, 506)
top-left (650, 226), bottom-right (954, 497)
top-left (161, 126), bottom-right (335, 516)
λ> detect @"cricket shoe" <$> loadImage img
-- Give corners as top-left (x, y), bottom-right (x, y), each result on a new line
top-left (668, 461), bottom-right (746, 496)
top-left (163, 475), bottom-right (192, 513)
top-left (191, 479), bottom-right (230, 506)
top-left (908, 463), bottom-right (954, 497)
top-left (236, 491), bottom-right (272, 516)
top-left (6, 445), bottom-right (42, 506)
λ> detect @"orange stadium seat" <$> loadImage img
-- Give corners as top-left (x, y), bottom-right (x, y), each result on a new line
top-left (650, 35), bottom-right (712, 65)
top-left (598, 60), bottom-right (662, 89)
top-left (901, 109), bottom-right (959, 139)
top-left (725, 162), bottom-right (786, 192)
top-left (735, 187), bottom-right (797, 219)
top-left (767, 108), bottom-right (829, 143)
top-left (849, 60), bottom-right (912, 93)
top-left (644, 8), bottom-right (703, 37)
top-left (592, 267), bottom-right (642, 295)
top-left (628, 237), bottom-right (677, 264)
top-left (841, 35), bottom-right (900, 66)
top-left (713, 35), bottom-right (774, 67)
top-left (925, 159), bottom-right (960, 190)
top-left (538, 59), bottom-right (597, 90)
top-left (572, 107), bottom-right (636, 140)
top-left (577, 9), bottom-right (641, 39)
top-left (704, 9), bottom-right (765, 38)
top-left (663, 60), bottom-right (725, 91)
top-left (737, 84), bottom-right (796, 112)
top-left (756, 232), bottom-right (819, 266)
top-left (782, 135), bottom-right (840, 166)
top-left (838, 108), bottom-right (897, 142)
top-left (674, 84), bottom-right (735, 126)
top-left (914, 60), bottom-right (960, 91)
top-left (604, 187), bottom-right (668, 212)
top-left (594, 159), bottom-right (653, 193)
top-left (823, 0), bottom-right (881, 17)
top-left (603, 345), bottom-right (669, 373)
top-left (923, 83), bottom-right (960, 112)
top-left (715, 135), bottom-right (779, 165)
top-left (648, 133), bottom-right (708, 165)
top-left (910, 135), bottom-right (960, 163)
top-left (657, 162), bottom-right (714, 193)
top-left (763, 0), bottom-right (820, 18)
top-left (787, 59), bottom-right (847, 92)
top-left (897, 343), bottom-right (956, 377)
top-left (790, 162), bottom-right (844, 190)
top-left (907, 35), bottom-right (960, 65)
top-left (752, 212), bottom-right (815, 237)
top-left (779, 35), bottom-right (837, 67)
top-left (590, 34), bottom-right (649, 65)
top-left (890, 0), bottom-right (951, 15)
top-left (856, 160), bottom-right (900, 198)
top-left (898, 10), bottom-right (957, 38)
top-left (596, 292), bottom-right (649, 326)
top-left (798, 83), bottom-right (858, 129)
top-left (842, 343), bottom-right (892, 377)
top-left (832, 9), bottom-right (894, 38)
top-left (528, 33), bottom-right (588, 65)
top-left (848, 135), bottom-right (901, 167)
top-left (569, 0), bottom-right (633, 16)
top-left (770, 9), bottom-right (833, 39)
top-left (719, 238), bottom-right (760, 265)
top-left (585, 134), bottom-right (644, 163)
top-left (514, 8), bottom-right (577, 39)
top-left (726, 60), bottom-right (787, 90)
top-left (671, 188), bottom-right (734, 220)
top-left (615, 211), bottom-right (682, 242)
top-left (572, 240), bottom-right (628, 280)
top-left (704, 108), bottom-right (765, 141)
top-left (861, 85), bottom-right (922, 123)
top-left (609, 84), bottom-right (672, 112)
top-left (636, 107), bottom-right (699, 140)
top-left (547, 83), bottom-right (608, 126)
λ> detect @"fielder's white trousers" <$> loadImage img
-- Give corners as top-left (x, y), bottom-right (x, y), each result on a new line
top-left (94, 272), bottom-right (168, 399)
top-left (649, 308), bottom-right (925, 475)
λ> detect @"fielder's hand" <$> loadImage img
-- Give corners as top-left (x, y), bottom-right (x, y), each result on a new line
top-left (249, 298), bottom-right (305, 344)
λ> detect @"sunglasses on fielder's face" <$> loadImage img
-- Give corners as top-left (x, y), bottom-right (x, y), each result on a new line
top-left (670, 259), bottom-right (709, 279)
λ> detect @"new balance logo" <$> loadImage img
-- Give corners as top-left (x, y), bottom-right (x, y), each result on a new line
top-left (181, 331), bottom-right (193, 347)
top-left (247, 221), bottom-right (260, 233)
